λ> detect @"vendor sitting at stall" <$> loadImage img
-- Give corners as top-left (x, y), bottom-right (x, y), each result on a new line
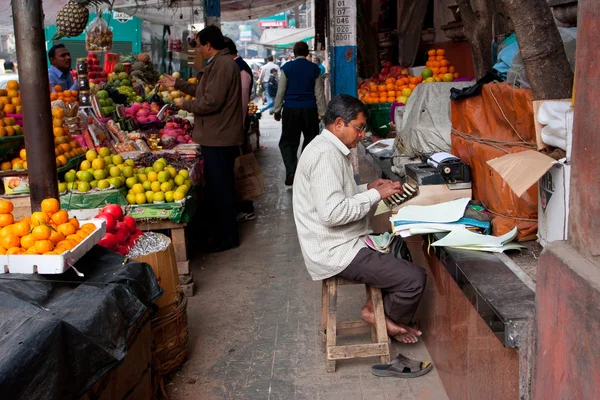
top-left (292, 94), bottom-right (427, 343)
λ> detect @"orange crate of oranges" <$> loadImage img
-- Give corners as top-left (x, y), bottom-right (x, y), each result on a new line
top-left (0, 198), bottom-right (106, 274)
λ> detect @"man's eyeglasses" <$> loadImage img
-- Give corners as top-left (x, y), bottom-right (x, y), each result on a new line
top-left (349, 122), bottom-right (367, 133)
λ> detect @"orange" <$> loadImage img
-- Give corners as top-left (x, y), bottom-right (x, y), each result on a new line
top-left (50, 210), bottom-right (68, 225)
top-left (386, 97), bottom-right (395, 103)
top-left (440, 60), bottom-right (449, 67)
top-left (71, 90), bottom-right (78, 97)
top-left (34, 240), bottom-right (53, 254)
top-left (0, 199), bottom-right (14, 214)
top-left (387, 91), bottom-right (396, 97)
top-left (52, 108), bottom-right (65, 119)
top-left (0, 246), bottom-right (6, 255)
top-left (58, 223), bottom-right (76, 236)
top-left (53, 118), bottom-right (64, 128)
top-left (6, 81), bottom-right (18, 91)
top-left (53, 127), bottom-right (65, 137)
top-left (49, 230), bottom-right (65, 245)
top-left (436, 55), bottom-right (445, 61)
top-left (50, 93), bottom-right (58, 101)
top-left (409, 77), bottom-right (419, 84)
top-left (19, 148), bottom-right (26, 161)
top-left (385, 83), bottom-right (394, 91)
top-left (54, 85), bottom-right (63, 93)
top-left (32, 225), bottom-right (51, 240)
top-left (66, 234), bottom-right (82, 245)
top-left (449, 66), bottom-right (455, 73)
top-left (75, 230), bottom-right (89, 240)
top-left (44, 251), bottom-right (58, 255)
top-left (4, 104), bottom-right (15, 114)
top-left (436, 49), bottom-right (445, 56)
top-left (56, 240), bottom-right (74, 250)
top-left (377, 85), bottom-right (386, 93)
top-left (0, 213), bottom-right (14, 227)
top-left (454, 72), bottom-right (460, 79)
top-left (31, 212), bottom-right (50, 226)
top-left (69, 217), bottom-right (80, 230)
top-left (41, 198), bottom-right (60, 214)
top-left (20, 234), bottom-right (36, 249)
top-left (427, 50), bottom-right (436, 56)
top-left (6, 247), bottom-right (23, 255)
top-left (12, 220), bottom-right (30, 237)
top-left (439, 67), bottom-right (448, 74)
top-left (11, 97), bottom-right (21, 106)
top-left (0, 225), bottom-right (13, 237)
top-left (53, 247), bottom-right (66, 254)
top-left (1, 234), bottom-right (19, 249)
top-left (25, 247), bottom-right (38, 254)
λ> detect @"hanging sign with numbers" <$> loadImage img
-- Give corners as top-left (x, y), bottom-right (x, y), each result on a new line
top-left (330, 0), bottom-right (356, 46)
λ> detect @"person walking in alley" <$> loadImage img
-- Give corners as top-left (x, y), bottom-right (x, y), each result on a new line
top-left (259, 55), bottom-right (280, 105)
top-left (159, 26), bottom-right (243, 252)
top-left (293, 94), bottom-right (426, 344)
top-left (261, 69), bottom-right (278, 114)
top-left (273, 42), bottom-right (326, 186)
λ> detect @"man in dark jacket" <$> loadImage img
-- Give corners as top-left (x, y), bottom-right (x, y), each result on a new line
top-left (274, 42), bottom-right (326, 186)
top-left (261, 69), bottom-right (278, 114)
top-left (159, 26), bottom-right (243, 252)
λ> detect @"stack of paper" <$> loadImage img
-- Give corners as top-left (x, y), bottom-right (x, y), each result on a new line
top-left (431, 226), bottom-right (524, 253)
top-left (390, 198), bottom-right (473, 237)
top-left (365, 232), bottom-right (395, 253)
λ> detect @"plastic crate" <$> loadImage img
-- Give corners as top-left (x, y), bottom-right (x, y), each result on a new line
top-left (366, 103), bottom-right (393, 138)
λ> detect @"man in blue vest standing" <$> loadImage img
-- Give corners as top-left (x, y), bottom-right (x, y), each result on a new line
top-left (274, 42), bottom-right (326, 186)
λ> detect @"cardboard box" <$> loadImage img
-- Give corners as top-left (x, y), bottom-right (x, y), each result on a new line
top-left (538, 163), bottom-right (571, 246)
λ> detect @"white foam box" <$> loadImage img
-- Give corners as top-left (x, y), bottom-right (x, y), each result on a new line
top-left (409, 66), bottom-right (425, 77)
top-left (0, 219), bottom-right (106, 274)
top-left (538, 163), bottom-right (571, 247)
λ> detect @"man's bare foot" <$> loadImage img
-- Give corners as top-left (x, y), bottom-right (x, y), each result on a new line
top-left (360, 301), bottom-right (422, 343)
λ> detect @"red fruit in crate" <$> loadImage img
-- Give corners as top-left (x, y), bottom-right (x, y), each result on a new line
top-left (101, 204), bottom-right (124, 221)
top-left (95, 212), bottom-right (116, 233)
top-left (122, 216), bottom-right (136, 233)
top-left (114, 228), bottom-right (128, 244)
top-left (98, 233), bottom-right (118, 250)
top-left (117, 245), bottom-right (129, 256)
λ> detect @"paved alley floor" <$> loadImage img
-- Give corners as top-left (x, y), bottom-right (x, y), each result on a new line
top-left (167, 113), bottom-right (449, 400)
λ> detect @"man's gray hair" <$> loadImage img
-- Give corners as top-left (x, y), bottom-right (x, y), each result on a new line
top-left (323, 94), bottom-right (368, 126)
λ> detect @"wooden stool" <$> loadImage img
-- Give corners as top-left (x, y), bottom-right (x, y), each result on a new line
top-left (320, 277), bottom-right (391, 372)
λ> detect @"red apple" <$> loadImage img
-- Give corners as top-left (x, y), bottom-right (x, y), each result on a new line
top-left (100, 204), bottom-right (124, 222)
top-left (98, 233), bottom-right (118, 250)
top-left (117, 245), bottom-right (129, 256)
top-left (95, 212), bottom-right (117, 233)
top-left (122, 216), bottom-right (136, 233)
top-left (114, 228), bottom-right (129, 244)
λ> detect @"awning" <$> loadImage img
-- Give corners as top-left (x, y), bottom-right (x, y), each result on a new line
top-left (0, 0), bottom-right (306, 33)
top-left (258, 27), bottom-right (315, 48)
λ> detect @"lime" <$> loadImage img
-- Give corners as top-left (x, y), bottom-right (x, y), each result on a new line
top-left (157, 158), bottom-right (167, 166)
top-left (92, 158), bottom-right (105, 170)
top-left (112, 155), bottom-right (124, 165)
top-left (123, 166), bottom-right (134, 178)
top-left (167, 166), bottom-right (177, 178)
top-left (86, 150), bottom-right (98, 162)
top-left (126, 194), bottom-right (137, 204)
top-left (421, 68), bottom-right (434, 79)
top-left (98, 147), bottom-right (111, 158)
top-left (153, 191), bottom-right (165, 202)
top-left (137, 173), bottom-right (148, 183)
top-left (142, 181), bottom-right (152, 191)
top-left (80, 160), bottom-right (92, 171)
top-left (117, 164), bottom-right (125, 171)
top-left (64, 171), bottom-right (76, 183)
top-left (58, 182), bottom-right (68, 193)
top-left (178, 169), bottom-right (189, 179)
top-left (144, 167), bottom-right (153, 175)
top-left (153, 161), bottom-right (165, 172)
top-left (174, 175), bottom-right (185, 186)
top-left (80, 170), bottom-right (94, 183)
top-left (165, 191), bottom-right (174, 202)
top-left (125, 159), bottom-right (135, 167)
top-left (132, 183), bottom-right (144, 194)
top-left (90, 180), bottom-right (98, 188)
top-left (67, 182), bottom-right (77, 190)
top-left (93, 169), bottom-right (107, 180)
top-left (77, 181), bottom-right (91, 192)
top-left (176, 185), bottom-right (188, 194)
top-left (173, 191), bottom-right (185, 201)
top-left (145, 191), bottom-right (154, 202)
top-left (160, 182), bottom-right (172, 192)
top-left (109, 166), bottom-right (121, 177)
top-left (157, 171), bottom-right (170, 183)
top-left (110, 177), bottom-right (123, 188)
top-left (103, 156), bottom-right (113, 166)
top-left (151, 181), bottom-right (162, 192)
top-left (135, 193), bottom-right (146, 204)
top-left (97, 179), bottom-right (110, 190)
top-left (126, 177), bottom-right (138, 188)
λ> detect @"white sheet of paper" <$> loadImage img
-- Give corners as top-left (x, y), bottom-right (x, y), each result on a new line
top-left (390, 198), bottom-right (471, 224)
top-left (427, 152), bottom-right (458, 168)
top-left (431, 226), bottom-right (518, 248)
top-left (451, 243), bottom-right (525, 253)
top-left (374, 200), bottom-right (391, 216)
top-left (367, 139), bottom-right (395, 153)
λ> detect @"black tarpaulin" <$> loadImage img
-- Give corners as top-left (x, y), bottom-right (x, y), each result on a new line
top-left (0, 246), bottom-right (162, 400)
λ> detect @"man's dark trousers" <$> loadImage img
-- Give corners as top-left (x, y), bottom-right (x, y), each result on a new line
top-left (337, 248), bottom-right (427, 324)
top-left (202, 145), bottom-right (240, 248)
top-left (279, 108), bottom-right (319, 176)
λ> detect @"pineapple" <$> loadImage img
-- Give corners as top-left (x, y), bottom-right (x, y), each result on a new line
top-left (113, 63), bottom-right (125, 73)
top-left (53, 0), bottom-right (111, 39)
top-left (137, 53), bottom-right (151, 63)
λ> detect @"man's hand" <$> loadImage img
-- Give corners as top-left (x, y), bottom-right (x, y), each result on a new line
top-left (374, 181), bottom-right (404, 199)
top-left (274, 112), bottom-right (281, 122)
top-left (158, 74), bottom-right (176, 88)
top-left (367, 179), bottom-right (392, 190)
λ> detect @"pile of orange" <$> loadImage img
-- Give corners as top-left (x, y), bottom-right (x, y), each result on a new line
top-left (0, 116), bottom-right (22, 138)
top-left (0, 148), bottom-right (27, 171)
top-left (0, 80), bottom-right (22, 115)
top-left (359, 76), bottom-right (422, 104)
top-left (50, 85), bottom-right (79, 103)
top-left (52, 107), bottom-right (85, 167)
top-left (0, 198), bottom-right (96, 255)
top-left (425, 49), bottom-right (460, 80)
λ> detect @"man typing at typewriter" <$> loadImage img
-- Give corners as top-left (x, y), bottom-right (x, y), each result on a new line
top-left (293, 94), bottom-right (427, 343)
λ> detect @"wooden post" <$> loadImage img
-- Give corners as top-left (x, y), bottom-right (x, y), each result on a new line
top-left (203, 0), bottom-right (221, 28)
top-left (11, 0), bottom-right (59, 211)
top-left (329, 0), bottom-right (358, 97)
